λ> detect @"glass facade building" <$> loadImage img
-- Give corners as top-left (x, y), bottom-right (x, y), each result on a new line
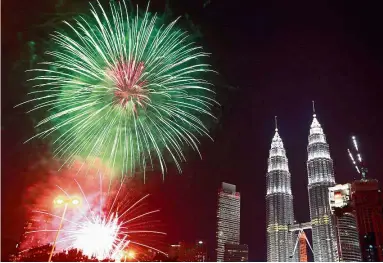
top-left (328, 183), bottom-right (362, 262)
top-left (337, 212), bottom-right (362, 261)
top-left (216, 182), bottom-right (240, 262)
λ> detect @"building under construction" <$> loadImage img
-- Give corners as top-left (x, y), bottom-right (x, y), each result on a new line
top-left (352, 179), bottom-right (383, 261)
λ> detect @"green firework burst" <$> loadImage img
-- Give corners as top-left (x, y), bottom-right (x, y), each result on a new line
top-left (20, 1), bottom-right (217, 177)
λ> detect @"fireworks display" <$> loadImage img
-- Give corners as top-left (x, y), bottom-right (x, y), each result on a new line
top-left (21, 174), bottom-right (166, 261)
top-left (20, 0), bottom-right (217, 177)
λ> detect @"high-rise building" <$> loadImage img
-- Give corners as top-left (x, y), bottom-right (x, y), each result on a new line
top-left (216, 182), bottom-right (240, 262)
top-left (306, 112), bottom-right (339, 261)
top-left (195, 240), bottom-right (208, 262)
top-left (329, 184), bottom-right (362, 262)
top-left (224, 244), bottom-right (248, 262)
top-left (337, 213), bottom-right (362, 261)
top-left (168, 243), bottom-right (182, 261)
top-left (168, 241), bottom-right (208, 262)
top-left (266, 122), bottom-right (295, 261)
top-left (351, 179), bottom-right (383, 261)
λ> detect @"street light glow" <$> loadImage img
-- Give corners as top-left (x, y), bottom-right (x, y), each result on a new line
top-left (127, 250), bottom-right (135, 259)
top-left (49, 195), bottom-right (82, 261)
top-left (54, 197), bottom-right (65, 205)
top-left (54, 196), bottom-right (81, 206)
top-left (71, 198), bottom-right (80, 205)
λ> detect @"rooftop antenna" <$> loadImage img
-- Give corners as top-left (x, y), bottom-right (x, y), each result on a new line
top-left (347, 135), bottom-right (367, 179)
top-left (312, 100), bottom-right (316, 117)
top-left (275, 116), bottom-right (278, 132)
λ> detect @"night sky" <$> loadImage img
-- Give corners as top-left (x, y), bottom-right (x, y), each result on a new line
top-left (2, 0), bottom-right (383, 261)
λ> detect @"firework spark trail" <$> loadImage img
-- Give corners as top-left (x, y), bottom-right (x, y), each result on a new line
top-left (23, 176), bottom-right (166, 260)
top-left (19, 0), bottom-right (217, 178)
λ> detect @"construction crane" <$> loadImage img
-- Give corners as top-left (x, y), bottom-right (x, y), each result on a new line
top-left (347, 135), bottom-right (368, 179)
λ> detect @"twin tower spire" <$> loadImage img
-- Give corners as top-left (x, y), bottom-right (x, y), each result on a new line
top-left (266, 103), bottom-right (338, 262)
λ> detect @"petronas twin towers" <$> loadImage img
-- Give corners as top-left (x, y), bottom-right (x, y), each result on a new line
top-left (266, 109), bottom-right (338, 262)
top-left (265, 123), bottom-right (296, 261)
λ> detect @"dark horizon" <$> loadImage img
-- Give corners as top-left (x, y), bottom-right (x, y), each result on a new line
top-left (2, 0), bottom-right (383, 261)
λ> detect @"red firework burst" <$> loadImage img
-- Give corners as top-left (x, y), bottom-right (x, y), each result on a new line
top-left (107, 59), bottom-right (149, 112)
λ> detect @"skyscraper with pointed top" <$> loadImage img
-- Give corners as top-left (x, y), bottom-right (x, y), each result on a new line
top-left (266, 117), bottom-right (296, 262)
top-left (307, 103), bottom-right (339, 261)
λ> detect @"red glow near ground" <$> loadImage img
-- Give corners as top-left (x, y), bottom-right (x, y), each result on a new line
top-left (19, 160), bottom-right (166, 260)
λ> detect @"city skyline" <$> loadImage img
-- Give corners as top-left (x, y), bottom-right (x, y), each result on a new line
top-left (4, 106), bottom-right (381, 262)
top-left (3, 0), bottom-right (383, 261)
top-left (264, 109), bottom-right (352, 262)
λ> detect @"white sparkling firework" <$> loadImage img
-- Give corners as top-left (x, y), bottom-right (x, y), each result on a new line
top-left (24, 178), bottom-right (166, 260)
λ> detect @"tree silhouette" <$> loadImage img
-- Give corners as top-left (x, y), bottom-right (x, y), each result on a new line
top-left (18, 245), bottom-right (114, 262)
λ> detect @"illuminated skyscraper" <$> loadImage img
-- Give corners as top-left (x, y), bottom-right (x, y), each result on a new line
top-left (329, 184), bottom-right (362, 262)
top-left (216, 182), bottom-right (240, 262)
top-left (337, 213), bottom-right (362, 261)
top-left (307, 111), bottom-right (338, 261)
top-left (266, 121), bottom-right (295, 261)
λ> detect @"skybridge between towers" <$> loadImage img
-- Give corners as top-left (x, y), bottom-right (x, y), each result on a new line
top-left (289, 222), bottom-right (312, 232)
top-left (288, 222), bottom-right (313, 262)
